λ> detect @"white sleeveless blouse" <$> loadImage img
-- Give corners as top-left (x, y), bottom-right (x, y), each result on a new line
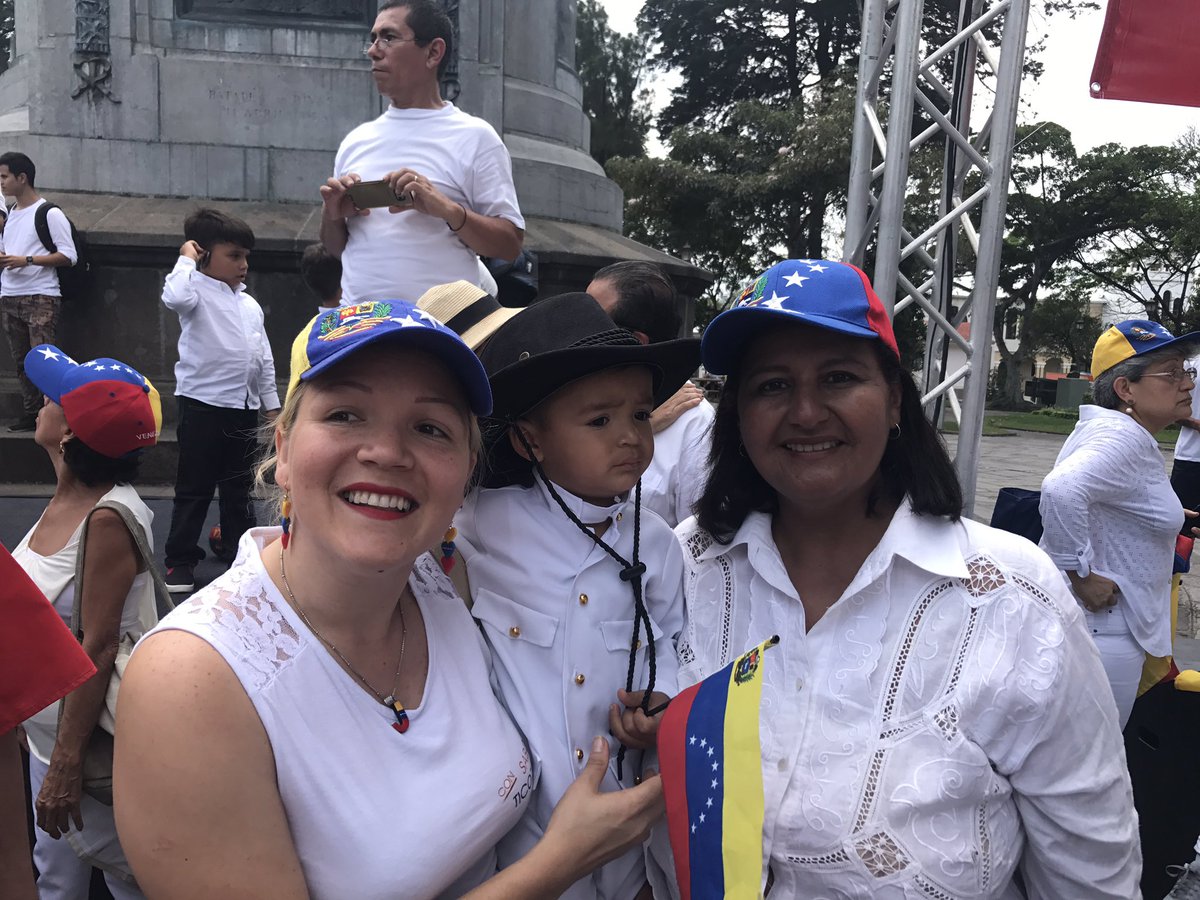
top-left (142, 527), bottom-right (531, 900)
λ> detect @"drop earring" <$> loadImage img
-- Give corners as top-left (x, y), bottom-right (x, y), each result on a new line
top-left (280, 494), bottom-right (293, 550)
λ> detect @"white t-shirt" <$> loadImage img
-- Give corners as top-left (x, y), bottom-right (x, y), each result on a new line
top-left (161, 256), bottom-right (280, 410)
top-left (641, 400), bottom-right (714, 528)
top-left (1039, 404), bottom-right (1182, 656)
top-left (0, 198), bottom-right (78, 297)
top-left (457, 478), bottom-right (684, 899)
top-left (14, 485), bottom-right (156, 763)
top-left (334, 103), bottom-right (524, 304)
top-left (676, 502), bottom-right (1140, 899)
top-left (143, 528), bottom-right (531, 900)
top-left (1175, 353), bottom-right (1200, 461)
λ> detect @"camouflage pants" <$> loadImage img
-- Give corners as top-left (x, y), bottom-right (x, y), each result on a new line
top-left (1, 293), bottom-right (61, 416)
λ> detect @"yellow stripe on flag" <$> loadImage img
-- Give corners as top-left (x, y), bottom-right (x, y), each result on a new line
top-left (721, 638), bottom-right (772, 899)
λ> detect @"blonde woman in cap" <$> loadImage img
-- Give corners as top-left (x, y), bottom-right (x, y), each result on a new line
top-left (1040, 319), bottom-right (1200, 728)
top-left (679, 260), bottom-right (1138, 897)
top-left (13, 344), bottom-right (163, 898)
top-left (115, 302), bottom-right (663, 900)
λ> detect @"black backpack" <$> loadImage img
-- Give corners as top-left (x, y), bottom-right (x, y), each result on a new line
top-left (33, 201), bottom-right (91, 302)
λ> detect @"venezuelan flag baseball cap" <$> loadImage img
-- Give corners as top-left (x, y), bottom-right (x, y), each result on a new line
top-left (1091, 319), bottom-right (1200, 378)
top-left (702, 259), bottom-right (899, 375)
top-left (287, 299), bottom-right (492, 416)
top-left (24, 345), bottom-right (162, 458)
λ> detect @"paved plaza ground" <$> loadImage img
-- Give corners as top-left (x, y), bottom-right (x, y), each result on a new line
top-left (5, 424), bottom-right (1200, 667)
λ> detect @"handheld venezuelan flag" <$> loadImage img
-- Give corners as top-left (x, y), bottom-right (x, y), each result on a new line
top-left (658, 635), bottom-right (778, 900)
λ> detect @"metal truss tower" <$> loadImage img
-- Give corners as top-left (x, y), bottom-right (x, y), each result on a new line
top-left (843, 0), bottom-right (1031, 514)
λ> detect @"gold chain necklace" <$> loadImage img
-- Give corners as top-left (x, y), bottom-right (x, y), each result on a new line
top-left (278, 543), bottom-right (411, 733)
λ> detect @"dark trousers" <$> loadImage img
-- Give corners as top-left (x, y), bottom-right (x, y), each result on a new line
top-left (1171, 458), bottom-right (1200, 535)
top-left (165, 396), bottom-right (260, 568)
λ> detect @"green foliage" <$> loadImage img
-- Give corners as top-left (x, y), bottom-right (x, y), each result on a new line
top-left (0, 0), bottom-right (11, 74)
top-left (576, 0), bottom-right (652, 167)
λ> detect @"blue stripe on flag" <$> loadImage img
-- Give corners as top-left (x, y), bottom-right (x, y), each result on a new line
top-left (686, 660), bottom-right (732, 898)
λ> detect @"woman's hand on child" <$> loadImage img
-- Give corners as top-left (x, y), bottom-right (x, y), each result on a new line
top-left (610, 689), bottom-right (671, 750)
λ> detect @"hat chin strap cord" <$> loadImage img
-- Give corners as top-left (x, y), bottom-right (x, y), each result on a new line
top-left (512, 426), bottom-right (657, 782)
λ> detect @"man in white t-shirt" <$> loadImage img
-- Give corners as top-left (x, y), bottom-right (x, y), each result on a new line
top-left (0, 152), bottom-right (78, 431)
top-left (587, 261), bottom-right (715, 527)
top-left (320, 0), bottom-right (524, 305)
top-left (1171, 353), bottom-right (1200, 527)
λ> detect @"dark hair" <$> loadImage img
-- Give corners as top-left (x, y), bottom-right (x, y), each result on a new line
top-left (299, 243), bottom-right (342, 302)
top-left (591, 261), bottom-right (682, 344)
top-left (695, 341), bottom-right (963, 543)
top-left (0, 151), bottom-right (35, 187)
top-left (378, 0), bottom-right (453, 78)
top-left (184, 207), bottom-right (255, 252)
top-left (63, 440), bottom-right (142, 488)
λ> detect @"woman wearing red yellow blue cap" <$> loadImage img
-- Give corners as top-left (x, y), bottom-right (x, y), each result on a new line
top-left (12, 343), bottom-right (163, 897)
top-left (114, 300), bottom-right (664, 899)
top-left (1041, 318), bottom-right (1200, 728)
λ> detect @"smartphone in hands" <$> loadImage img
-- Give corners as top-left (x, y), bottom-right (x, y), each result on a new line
top-left (346, 180), bottom-right (415, 210)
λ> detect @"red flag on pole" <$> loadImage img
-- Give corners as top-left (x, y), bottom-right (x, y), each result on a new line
top-left (1090, 0), bottom-right (1200, 108)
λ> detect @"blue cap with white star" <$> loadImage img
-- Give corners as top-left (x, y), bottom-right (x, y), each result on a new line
top-left (288, 299), bottom-right (492, 415)
top-left (701, 259), bottom-right (899, 375)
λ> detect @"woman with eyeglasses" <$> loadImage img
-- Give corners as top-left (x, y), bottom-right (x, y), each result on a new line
top-left (1040, 319), bottom-right (1200, 727)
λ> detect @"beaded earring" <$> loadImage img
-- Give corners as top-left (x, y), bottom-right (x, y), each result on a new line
top-left (280, 494), bottom-right (293, 550)
top-left (439, 525), bottom-right (457, 574)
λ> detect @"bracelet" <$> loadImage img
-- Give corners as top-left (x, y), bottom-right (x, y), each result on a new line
top-left (447, 204), bottom-right (468, 233)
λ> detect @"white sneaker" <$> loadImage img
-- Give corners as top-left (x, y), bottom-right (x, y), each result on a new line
top-left (1167, 840), bottom-right (1200, 900)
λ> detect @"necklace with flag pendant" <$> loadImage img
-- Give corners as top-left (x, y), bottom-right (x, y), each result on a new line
top-left (386, 695), bottom-right (410, 733)
top-left (279, 543), bottom-right (411, 735)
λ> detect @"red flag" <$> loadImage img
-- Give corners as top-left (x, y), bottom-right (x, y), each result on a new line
top-left (1090, 0), bottom-right (1200, 108)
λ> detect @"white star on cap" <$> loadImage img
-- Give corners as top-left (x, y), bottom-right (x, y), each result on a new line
top-left (783, 272), bottom-right (808, 288)
top-left (413, 308), bottom-right (439, 326)
top-left (37, 347), bottom-right (60, 360)
top-left (763, 291), bottom-right (789, 310)
top-left (806, 263), bottom-right (829, 273)
top-left (395, 314), bottom-right (426, 328)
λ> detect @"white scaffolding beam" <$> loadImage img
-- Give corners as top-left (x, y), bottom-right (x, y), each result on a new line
top-left (843, 0), bottom-right (1030, 514)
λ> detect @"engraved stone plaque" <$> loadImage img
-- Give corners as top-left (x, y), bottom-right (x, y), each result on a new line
top-left (175, 0), bottom-right (373, 27)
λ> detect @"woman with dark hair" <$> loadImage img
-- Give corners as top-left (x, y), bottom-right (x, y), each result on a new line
top-left (12, 344), bottom-right (163, 899)
top-left (676, 261), bottom-right (1139, 898)
top-left (1040, 320), bottom-right (1200, 728)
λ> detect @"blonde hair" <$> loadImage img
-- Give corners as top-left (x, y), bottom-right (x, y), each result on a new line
top-left (255, 379), bottom-right (483, 524)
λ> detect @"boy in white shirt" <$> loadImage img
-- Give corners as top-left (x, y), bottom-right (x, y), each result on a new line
top-left (161, 209), bottom-right (280, 593)
top-left (456, 293), bottom-right (698, 900)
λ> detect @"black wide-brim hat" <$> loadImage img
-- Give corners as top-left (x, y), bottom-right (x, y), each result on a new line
top-left (479, 292), bottom-right (701, 421)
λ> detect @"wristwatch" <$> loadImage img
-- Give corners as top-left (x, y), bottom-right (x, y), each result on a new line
top-left (24, 255), bottom-right (33, 266)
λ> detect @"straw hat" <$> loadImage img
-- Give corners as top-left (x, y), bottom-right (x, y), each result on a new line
top-left (416, 280), bottom-right (522, 351)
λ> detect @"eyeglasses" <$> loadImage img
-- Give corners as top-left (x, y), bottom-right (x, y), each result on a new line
top-left (1140, 367), bottom-right (1198, 385)
top-left (362, 32), bottom-right (421, 54)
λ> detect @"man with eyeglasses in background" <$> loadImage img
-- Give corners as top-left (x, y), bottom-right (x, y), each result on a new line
top-left (320, 0), bottom-right (524, 305)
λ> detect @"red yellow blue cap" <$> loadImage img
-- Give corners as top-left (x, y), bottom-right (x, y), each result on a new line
top-left (288, 300), bottom-right (492, 415)
top-left (702, 260), bottom-right (898, 374)
top-left (1091, 319), bottom-right (1200, 378)
top-left (24, 345), bottom-right (161, 458)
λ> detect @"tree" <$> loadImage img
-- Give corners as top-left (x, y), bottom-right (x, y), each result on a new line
top-left (992, 125), bottom-right (1196, 406)
top-left (576, 0), bottom-right (652, 167)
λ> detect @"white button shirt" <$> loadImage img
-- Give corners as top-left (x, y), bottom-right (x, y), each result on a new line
top-left (641, 400), bottom-right (715, 528)
top-left (161, 256), bottom-right (280, 410)
top-left (1040, 404), bottom-right (1182, 657)
top-left (676, 502), bottom-right (1140, 899)
top-left (457, 477), bottom-right (685, 896)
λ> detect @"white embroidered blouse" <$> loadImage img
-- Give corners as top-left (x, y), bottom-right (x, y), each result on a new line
top-left (675, 502), bottom-right (1141, 899)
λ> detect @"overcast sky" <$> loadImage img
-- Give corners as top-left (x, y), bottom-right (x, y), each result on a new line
top-left (599, 1), bottom-right (1200, 153)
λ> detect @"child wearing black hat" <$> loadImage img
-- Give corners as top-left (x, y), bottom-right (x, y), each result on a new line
top-left (455, 293), bottom-right (700, 900)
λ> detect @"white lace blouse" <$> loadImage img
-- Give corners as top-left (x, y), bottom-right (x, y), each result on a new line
top-left (675, 502), bottom-right (1140, 899)
top-left (141, 528), bottom-right (532, 900)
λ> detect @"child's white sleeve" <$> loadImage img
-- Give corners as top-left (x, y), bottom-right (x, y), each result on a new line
top-left (161, 256), bottom-right (200, 312)
top-left (256, 311), bottom-right (280, 411)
